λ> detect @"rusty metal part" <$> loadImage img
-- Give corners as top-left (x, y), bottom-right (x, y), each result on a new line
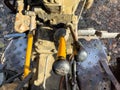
top-left (59, 76), bottom-right (65, 90)
top-left (99, 59), bottom-right (120, 90)
top-left (65, 75), bottom-right (69, 90)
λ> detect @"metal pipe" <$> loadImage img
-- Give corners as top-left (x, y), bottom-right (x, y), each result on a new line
top-left (78, 29), bottom-right (120, 39)
top-left (23, 33), bottom-right (33, 78)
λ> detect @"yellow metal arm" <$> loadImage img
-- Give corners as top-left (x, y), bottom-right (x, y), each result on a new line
top-left (57, 36), bottom-right (66, 59)
top-left (23, 33), bottom-right (33, 78)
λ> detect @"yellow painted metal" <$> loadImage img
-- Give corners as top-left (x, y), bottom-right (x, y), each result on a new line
top-left (57, 36), bottom-right (66, 59)
top-left (23, 33), bottom-right (33, 78)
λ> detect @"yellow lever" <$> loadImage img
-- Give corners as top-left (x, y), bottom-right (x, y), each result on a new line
top-left (23, 33), bottom-right (33, 78)
top-left (57, 36), bottom-right (66, 59)
top-left (52, 36), bottom-right (70, 76)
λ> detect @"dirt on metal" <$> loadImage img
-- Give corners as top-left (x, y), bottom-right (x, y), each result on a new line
top-left (0, 0), bottom-right (120, 90)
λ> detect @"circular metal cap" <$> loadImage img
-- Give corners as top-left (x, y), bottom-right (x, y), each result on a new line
top-left (77, 50), bottom-right (88, 62)
top-left (52, 60), bottom-right (70, 76)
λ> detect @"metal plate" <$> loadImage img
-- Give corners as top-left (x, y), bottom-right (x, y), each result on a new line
top-left (77, 39), bottom-right (111, 90)
top-left (1, 37), bottom-right (27, 72)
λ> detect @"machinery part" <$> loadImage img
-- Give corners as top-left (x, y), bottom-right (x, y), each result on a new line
top-left (4, 0), bottom-right (16, 13)
top-left (57, 37), bottom-right (66, 59)
top-left (99, 59), bottom-right (120, 90)
top-left (65, 75), bottom-right (69, 90)
top-left (23, 33), bottom-right (33, 78)
top-left (1, 37), bottom-right (27, 72)
top-left (14, 0), bottom-right (79, 33)
top-left (77, 50), bottom-right (88, 62)
top-left (59, 76), bottom-right (65, 90)
top-left (43, 0), bottom-right (80, 14)
top-left (33, 26), bottom-right (62, 88)
top-left (23, 9), bottom-right (36, 78)
top-left (78, 0), bottom-right (87, 21)
top-left (67, 23), bottom-right (78, 42)
top-left (33, 54), bottom-right (60, 89)
top-left (72, 60), bottom-right (77, 90)
top-left (54, 28), bottom-right (66, 41)
top-left (15, 72), bottom-right (33, 90)
top-left (42, 55), bottom-right (49, 89)
top-left (77, 39), bottom-right (111, 90)
top-left (67, 23), bottom-right (88, 62)
top-left (14, 0), bottom-right (36, 33)
top-left (78, 29), bottom-right (120, 40)
top-left (24, 11), bottom-right (36, 32)
top-left (52, 60), bottom-right (70, 76)
top-left (4, 0), bottom-right (119, 90)
top-left (0, 72), bottom-right (4, 86)
top-left (52, 36), bottom-right (70, 76)
top-left (58, 57), bottom-right (80, 90)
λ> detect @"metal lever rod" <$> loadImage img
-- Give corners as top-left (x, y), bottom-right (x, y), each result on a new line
top-left (99, 59), bottom-right (120, 90)
top-left (43, 55), bottom-right (49, 89)
top-left (78, 29), bottom-right (120, 39)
